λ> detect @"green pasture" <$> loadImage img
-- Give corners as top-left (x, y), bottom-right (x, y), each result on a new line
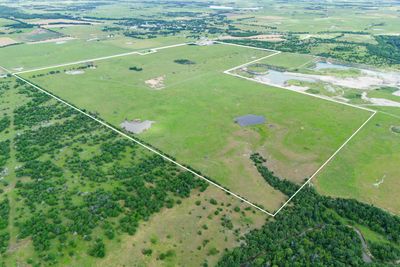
top-left (258, 52), bottom-right (315, 70)
top-left (316, 112), bottom-right (400, 214)
top-left (0, 36), bottom-right (192, 72)
top-left (24, 43), bottom-right (371, 212)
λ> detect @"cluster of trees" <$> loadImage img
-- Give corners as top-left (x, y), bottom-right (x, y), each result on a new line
top-left (0, 198), bottom-right (10, 255)
top-left (218, 153), bottom-right (400, 266)
top-left (129, 66), bottom-right (143, 71)
top-left (221, 33), bottom-right (400, 67)
top-left (2, 80), bottom-right (208, 264)
top-left (174, 59), bottom-right (196, 65)
top-left (0, 140), bottom-right (10, 172)
top-left (119, 14), bottom-right (227, 39)
top-left (0, 116), bottom-right (10, 133)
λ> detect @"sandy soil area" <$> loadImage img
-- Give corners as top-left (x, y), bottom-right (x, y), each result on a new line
top-left (0, 37), bottom-right (19, 47)
top-left (27, 36), bottom-right (75, 44)
top-left (65, 70), bottom-right (85, 75)
top-left (362, 92), bottom-right (400, 107)
top-left (145, 75), bottom-right (165, 90)
top-left (220, 34), bottom-right (285, 42)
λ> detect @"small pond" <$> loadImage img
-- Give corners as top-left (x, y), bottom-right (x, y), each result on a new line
top-left (235, 115), bottom-right (266, 127)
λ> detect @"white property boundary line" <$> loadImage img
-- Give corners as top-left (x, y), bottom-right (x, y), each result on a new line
top-left (13, 42), bottom-right (189, 75)
top-left (0, 40), bottom-right (381, 217)
top-left (272, 111), bottom-right (376, 216)
top-left (0, 64), bottom-right (275, 217)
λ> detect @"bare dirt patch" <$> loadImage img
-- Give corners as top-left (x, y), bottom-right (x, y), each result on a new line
top-left (27, 36), bottom-right (75, 45)
top-left (362, 92), bottom-right (400, 107)
top-left (28, 19), bottom-right (99, 26)
top-left (0, 37), bottom-right (19, 47)
top-left (220, 34), bottom-right (285, 42)
top-left (121, 119), bottom-right (155, 134)
top-left (145, 75), bottom-right (166, 90)
top-left (65, 70), bottom-right (85, 75)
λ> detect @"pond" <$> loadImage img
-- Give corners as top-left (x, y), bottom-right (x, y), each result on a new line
top-left (235, 115), bottom-right (266, 127)
top-left (257, 70), bottom-right (316, 87)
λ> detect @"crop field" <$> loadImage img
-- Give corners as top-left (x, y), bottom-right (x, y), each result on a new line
top-left (20, 43), bottom-right (372, 213)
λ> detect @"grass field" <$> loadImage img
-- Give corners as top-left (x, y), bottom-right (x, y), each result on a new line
top-left (94, 186), bottom-right (267, 267)
top-left (257, 52), bottom-right (315, 70)
top-left (315, 112), bottom-right (400, 214)
top-left (0, 36), bottom-right (192, 72)
top-left (0, 78), bottom-right (268, 266)
top-left (22, 43), bottom-right (371, 212)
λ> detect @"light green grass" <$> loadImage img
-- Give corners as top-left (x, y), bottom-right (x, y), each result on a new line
top-left (0, 36), bottom-right (192, 71)
top-left (259, 52), bottom-right (315, 70)
top-left (24, 43), bottom-right (371, 212)
top-left (316, 112), bottom-right (400, 214)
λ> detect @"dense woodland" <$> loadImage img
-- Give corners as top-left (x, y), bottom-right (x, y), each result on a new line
top-left (0, 79), bottom-right (208, 266)
top-left (217, 153), bottom-right (400, 266)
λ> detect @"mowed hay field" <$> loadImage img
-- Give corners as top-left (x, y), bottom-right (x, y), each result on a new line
top-left (315, 112), bottom-right (400, 214)
top-left (23, 43), bottom-right (371, 212)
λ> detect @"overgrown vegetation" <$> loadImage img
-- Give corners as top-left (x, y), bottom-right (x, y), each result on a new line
top-left (217, 153), bottom-right (400, 266)
top-left (221, 34), bottom-right (400, 67)
top-left (0, 79), bottom-right (208, 265)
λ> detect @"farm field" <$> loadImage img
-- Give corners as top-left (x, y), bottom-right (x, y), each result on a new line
top-left (23, 43), bottom-right (372, 212)
top-left (315, 112), bottom-right (400, 214)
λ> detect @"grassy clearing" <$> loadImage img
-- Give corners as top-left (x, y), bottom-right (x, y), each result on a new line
top-left (258, 52), bottom-right (315, 70)
top-left (24, 43), bottom-right (371, 212)
top-left (315, 112), bottom-right (400, 214)
top-left (94, 186), bottom-right (267, 267)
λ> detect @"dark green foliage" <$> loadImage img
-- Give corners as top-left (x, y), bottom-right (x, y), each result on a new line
top-left (217, 154), bottom-right (400, 266)
top-left (0, 116), bottom-right (10, 133)
top-left (0, 140), bottom-right (10, 169)
top-left (0, 199), bottom-right (10, 231)
top-left (129, 66), bottom-right (143, 71)
top-left (1, 80), bottom-right (208, 262)
top-left (251, 153), bottom-right (300, 196)
top-left (88, 239), bottom-right (106, 258)
top-left (0, 232), bottom-right (10, 254)
top-left (367, 35), bottom-right (400, 65)
top-left (174, 59), bottom-right (196, 65)
top-left (370, 242), bottom-right (400, 262)
top-left (142, 248), bottom-right (153, 256)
